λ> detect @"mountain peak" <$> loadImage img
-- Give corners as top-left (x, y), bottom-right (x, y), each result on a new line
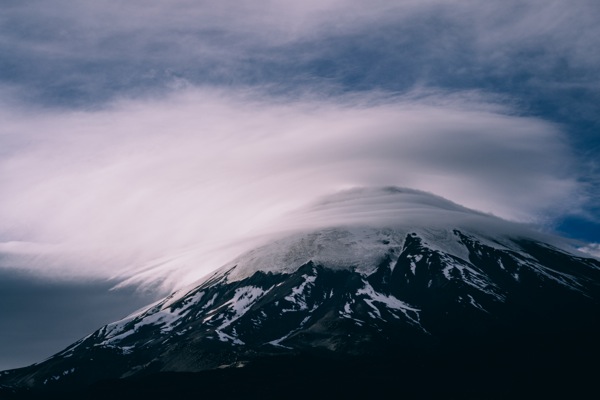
top-left (2, 187), bottom-right (599, 398)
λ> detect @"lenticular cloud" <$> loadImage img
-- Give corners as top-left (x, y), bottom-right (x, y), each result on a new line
top-left (0, 88), bottom-right (579, 290)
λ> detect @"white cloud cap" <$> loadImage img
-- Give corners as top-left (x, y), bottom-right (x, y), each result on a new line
top-left (0, 87), bottom-right (580, 290)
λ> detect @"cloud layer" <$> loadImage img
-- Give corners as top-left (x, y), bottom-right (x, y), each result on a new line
top-left (2, 1), bottom-right (598, 106)
top-left (0, 88), bottom-right (579, 289)
top-left (1, 0), bottom-right (598, 290)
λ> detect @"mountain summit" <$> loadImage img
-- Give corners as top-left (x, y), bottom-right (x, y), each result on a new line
top-left (2, 188), bottom-right (599, 398)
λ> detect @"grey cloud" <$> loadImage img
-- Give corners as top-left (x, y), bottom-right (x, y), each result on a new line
top-left (1, 0), bottom-right (598, 107)
top-left (578, 243), bottom-right (600, 259)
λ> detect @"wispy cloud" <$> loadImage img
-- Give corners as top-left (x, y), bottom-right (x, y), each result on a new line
top-left (1, 1), bottom-right (598, 105)
top-left (0, 87), bottom-right (579, 289)
top-left (578, 243), bottom-right (600, 259)
top-left (1, 0), bottom-right (598, 289)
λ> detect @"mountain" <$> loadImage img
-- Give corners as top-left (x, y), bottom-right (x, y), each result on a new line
top-left (2, 188), bottom-right (599, 399)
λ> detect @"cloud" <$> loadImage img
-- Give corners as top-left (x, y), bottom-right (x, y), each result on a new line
top-left (1, 0), bottom-right (597, 290)
top-left (0, 87), bottom-right (580, 290)
top-left (1, 0), bottom-right (598, 107)
top-left (578, 243), bottom-right (600, 259)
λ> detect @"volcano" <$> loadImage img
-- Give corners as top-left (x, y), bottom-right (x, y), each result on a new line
top-left (2, 188), bottom-right (599, 399)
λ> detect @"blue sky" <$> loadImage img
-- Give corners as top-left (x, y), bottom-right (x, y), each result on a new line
top-left (0, 0), bottom-right (599, 369)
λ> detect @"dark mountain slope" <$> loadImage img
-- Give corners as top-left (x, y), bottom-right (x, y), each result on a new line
top-left (2, 189), bottom-right (599, 398)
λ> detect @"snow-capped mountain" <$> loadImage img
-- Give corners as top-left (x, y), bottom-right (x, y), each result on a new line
top-left (2, 188), bottom-right (599, 398)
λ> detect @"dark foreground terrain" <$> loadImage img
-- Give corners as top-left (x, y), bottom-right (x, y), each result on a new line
top-left (3, 327), bottom-right (598, 400)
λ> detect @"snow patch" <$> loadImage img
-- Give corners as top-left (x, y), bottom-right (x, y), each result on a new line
top-left (267, 312), bottom-right (313, 348)
top-left (283, 273), bottom-right (316, 311)
top-left (357, 280), bottom-right (423, 329)
top-left (202, 293), bottom-right (218, 310)
top-left (216, 330), bottom-right (244, 345)
top-left (467, 295), bottom-right (488, 313)
top-left (213, 285), bottom-right (271, 334)
top-left (577, 243), bottom-right (600, 260)
top-left (441, 255), bottom-right (505, 301)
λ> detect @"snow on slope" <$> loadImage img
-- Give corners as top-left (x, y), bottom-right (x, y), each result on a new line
top-left (102, 187), bottom-right (591, 297)
top-left (47, 187), bottom-right (592, 355)
top-left (184, 188), bottom-right (582, 282)
top-left (108, 187), bottom-right (588, 310)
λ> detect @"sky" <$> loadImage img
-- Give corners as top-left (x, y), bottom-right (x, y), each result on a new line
top-left (1, 0), bottom-right (599, 369)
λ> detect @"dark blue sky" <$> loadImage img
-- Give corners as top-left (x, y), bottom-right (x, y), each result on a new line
top-left (0, 268), bottom-right (158, 371)
top-left (0, 0), bottom-right (599, 370)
